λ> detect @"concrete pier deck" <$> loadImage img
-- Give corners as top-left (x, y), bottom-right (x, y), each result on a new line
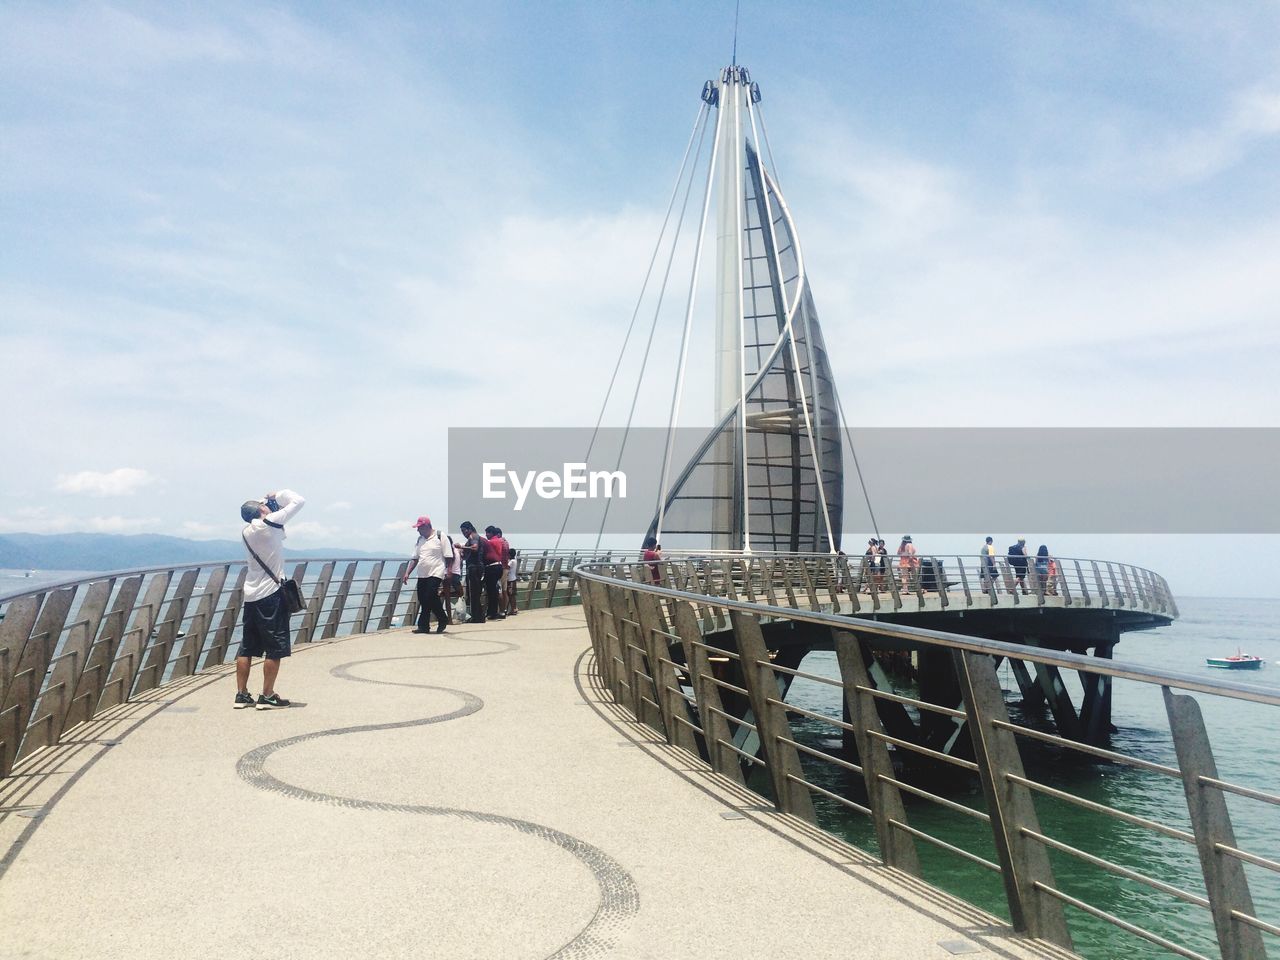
top-left (0, 607), bottom-right (1077, 960)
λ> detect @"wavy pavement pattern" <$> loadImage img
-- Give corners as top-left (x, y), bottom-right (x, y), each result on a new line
top-left (236, 653), bottom-right (639, 960)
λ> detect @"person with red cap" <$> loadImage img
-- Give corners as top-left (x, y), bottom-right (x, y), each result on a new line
top-left (403, 516), bottom-right (450, 633)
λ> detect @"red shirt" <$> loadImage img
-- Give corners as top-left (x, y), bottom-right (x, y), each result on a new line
top-left (485, 535), bottom-right (510, 565)
top-left (643, 547), bottom-right (661, 583)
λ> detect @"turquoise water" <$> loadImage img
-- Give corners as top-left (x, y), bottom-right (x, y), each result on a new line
top-left (782, 598), bottom-right (1280, 959)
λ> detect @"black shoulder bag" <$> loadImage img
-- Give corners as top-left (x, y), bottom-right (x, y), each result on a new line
top-left (243, 532), bottom-right (306, 615)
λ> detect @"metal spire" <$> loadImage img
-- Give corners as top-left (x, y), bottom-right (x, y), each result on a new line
top-left (732, 0), bottom-right (740, 66)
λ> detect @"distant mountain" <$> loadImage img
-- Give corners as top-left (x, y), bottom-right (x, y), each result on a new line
top-left (0, 533), bottom-right (383, 572)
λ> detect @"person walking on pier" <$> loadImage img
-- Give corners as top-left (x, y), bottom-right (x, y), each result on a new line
top-left (1035, 544), bottom-right (1054, 595)
top-left (459, 522), bottom-right (487, 624)
top-left (235, 488), bottom-right (305, 710)
top-left (1007, 537), bottom-right (1029, 594)
top-left (404, 516), bottom-right (449, 634)
top-left (980, 536), bottom-right (999, 593)
top-left (897, 535), bottom-right (919, 592)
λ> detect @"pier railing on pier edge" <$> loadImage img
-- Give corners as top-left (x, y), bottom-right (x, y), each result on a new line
top-left (576, 558), bottom-right (1276, 960)
top-left (0, 550), bottom-right (612, 778)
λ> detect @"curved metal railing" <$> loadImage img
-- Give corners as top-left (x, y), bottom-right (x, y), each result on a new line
top-left (630, 552), bottom-right (1178, 619)
top-left (0, 549), bottom-right (613, 779)
top-left (575, 559), bottom-right (1274, 960)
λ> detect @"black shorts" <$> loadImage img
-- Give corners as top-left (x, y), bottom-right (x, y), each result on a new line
top-left (237, 589), bottom-right (292, 660)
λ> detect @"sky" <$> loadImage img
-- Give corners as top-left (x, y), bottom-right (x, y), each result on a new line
top-left (2, 2), bottom-right (1278, 596)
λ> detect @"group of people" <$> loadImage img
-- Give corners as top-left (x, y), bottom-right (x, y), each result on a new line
top-left (985, 536), bottom-right (1058, 596)
top-left (229, 491), bottom-right (525, 712)
top-left (404, 517), bottom-right (519, 632)
top-left (845, 534), bottom-right (1059, 596)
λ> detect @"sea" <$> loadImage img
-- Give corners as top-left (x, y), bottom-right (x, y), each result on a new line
top-left (3, 570), bottom-right (1275, 956)
top-left (784, 597), bottom-right (1280, 959)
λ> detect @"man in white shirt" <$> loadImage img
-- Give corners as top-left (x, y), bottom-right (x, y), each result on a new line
top-left (403, 516), bottom-right (450, 634)
top-left (236, 488), bottom-right (306, 709)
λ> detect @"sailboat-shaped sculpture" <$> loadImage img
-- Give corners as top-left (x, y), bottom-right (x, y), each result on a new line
top-left (651, 66), bottom-right (845, 554)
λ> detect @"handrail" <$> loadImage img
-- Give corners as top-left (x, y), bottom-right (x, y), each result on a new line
top-left (576, 556), bottom-right (1277, 960)
top-left (576, 560), bottom-right (1271, 706)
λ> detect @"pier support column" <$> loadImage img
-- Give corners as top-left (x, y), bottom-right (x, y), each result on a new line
top-left (1008, 658), bottom-right (1047, 718)
top-left (1079, 635), bottom-right (1116, 746)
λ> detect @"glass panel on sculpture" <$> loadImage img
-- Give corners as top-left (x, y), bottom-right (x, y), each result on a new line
top-left (651, 132), bottom-right (843, 553)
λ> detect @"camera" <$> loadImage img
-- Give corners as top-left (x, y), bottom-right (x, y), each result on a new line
top-left (265, 497), bottom-right (280, 513)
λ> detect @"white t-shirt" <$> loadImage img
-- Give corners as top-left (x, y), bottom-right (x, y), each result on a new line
top-left (411, 531), bottom-right (450, 580)
top-left (242, 489), bottom-right (306, 603)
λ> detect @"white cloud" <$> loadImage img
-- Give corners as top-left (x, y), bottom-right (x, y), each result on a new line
top-left (54, 468), bottom-right (158, 497)
top-left (178, 520), bottom-right (219, 537)
top-left (326, 501), bottom-right (353, 512)
top-left (285, 520), bottom-right (339, 542)
top-left (84, 515), bottom-right (161, 533)
top-left (0, 509), bottom-right (159, 534)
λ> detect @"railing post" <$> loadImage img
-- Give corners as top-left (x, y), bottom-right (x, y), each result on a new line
top-left (545, 558), bottom-right (564, 608)
top-left (933, 558), bottom-right (950, 608)
top-left (1092, 560), bottom-right (1108, 605)
top-left (202, 568), bottom-right (245, 669)
top-left (1074, 560), bottom-right (1091, 606)
top-left (378, 562), bottom-right (407, 631)
top-left (604, 583), bottom-right (642, 718)
top-left (729, 611), bottom-right (817, 823)
top-left (797, 557), bottom-right (820, 610)
top-left (1163, 688), bottom-right (1267, 960)
top-left (353, 561), bottom-right (383, 634)
top-left (832, 629), bottom-right (920, 875)
top-left (524, 557), bottom-right (546, 610)
top-left (957, 556), bottom-right (973, 608)
top-left (1108, 563), bottom-right (1127, 607)
top-left (1055, 560), bottom-right (1072, 606)
top-left (1, 589), bottom-right (78, 764)
top-left (1000, 557), bottom-right (1022, 604)
top-left (0, 595), bottom-right (43, 708)
top-left (99, 574), bottom-right (170, 712)
top-left (322, 562), bottom-right (357, 639)
top-left (296, 562), bottom-right (334, 643)
top-left (579, 579), bottom-right (613, 695)
top-left (671, 600), bottom-right (745, 785)
top-left (173, 566), bottom-right (228, 679)
top-left (622, 587), bottom-right (665, 733)
top-left (18, 580), bottom-right (113, 760)
top-left (951, 649), bottom-right (1072, 949)
top-left (134, 569), bottom-right (198, 695)
top-left (632, 585), bottom-right (698, 756)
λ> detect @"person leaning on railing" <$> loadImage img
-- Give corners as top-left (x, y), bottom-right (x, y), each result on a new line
top-left (642, 536), bottom-right (662, 584)
top-left (235, 488), bottom-right (305, 710)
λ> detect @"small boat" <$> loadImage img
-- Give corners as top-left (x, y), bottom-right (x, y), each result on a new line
top-left (1206, 650), bottom-right (1265, 670)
